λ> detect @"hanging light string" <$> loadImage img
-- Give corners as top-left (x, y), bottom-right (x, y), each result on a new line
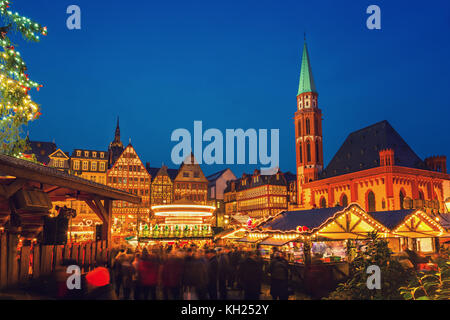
top-left (0, 0), bottom-right (47, 156)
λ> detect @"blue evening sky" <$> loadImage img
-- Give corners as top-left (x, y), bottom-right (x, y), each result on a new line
top-left (11, 0), bottom-right (450, 177)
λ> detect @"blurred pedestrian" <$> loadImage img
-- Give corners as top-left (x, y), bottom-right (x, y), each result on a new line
top-left (269, 251), bottom-right (289, 300)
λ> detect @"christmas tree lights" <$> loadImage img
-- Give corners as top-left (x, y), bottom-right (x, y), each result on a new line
top-left (0, 0), bottom-right (46, 156)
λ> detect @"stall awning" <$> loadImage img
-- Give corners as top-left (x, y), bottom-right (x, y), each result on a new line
top-left (259, 237), bottom-right (300, 246)
top-left (235, 235), bottom-right (269, 243)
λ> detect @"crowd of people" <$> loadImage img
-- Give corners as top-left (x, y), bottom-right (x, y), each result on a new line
top-left (109, 243), bottom-right (291, 301)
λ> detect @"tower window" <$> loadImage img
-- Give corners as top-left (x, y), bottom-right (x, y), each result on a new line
top-left (306, 119), bottom-right (310, 135)
top-left (315, 140), bottom-right (320, 162)
top-left (299, 145), bottom-right (303, 163)
top-left (306, 141), bottom-right (311, 162)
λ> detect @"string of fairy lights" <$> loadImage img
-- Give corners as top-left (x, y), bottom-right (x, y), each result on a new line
top-left (0, 0), bottom-right (47, 155)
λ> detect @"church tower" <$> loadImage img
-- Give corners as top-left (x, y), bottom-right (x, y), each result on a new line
top-left (294, 40), bottom-right (323, 205)
top-left (108, 117), bottom-right (124, 167)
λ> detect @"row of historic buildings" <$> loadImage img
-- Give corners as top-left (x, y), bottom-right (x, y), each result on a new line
top-left (25, 40), bottom-right (450, 239)
top-left (26, 120), bottom-right (301, 238)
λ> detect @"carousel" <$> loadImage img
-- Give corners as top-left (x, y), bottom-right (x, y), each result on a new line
top-left (137, 200), bottom-right (216, 246)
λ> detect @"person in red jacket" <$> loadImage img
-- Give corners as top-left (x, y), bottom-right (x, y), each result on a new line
top-left (161, 249), bottom-right (185, 300)
top-left (137, 247), bottom-right (161, 300)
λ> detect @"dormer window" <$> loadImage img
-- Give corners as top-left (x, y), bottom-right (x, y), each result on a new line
top-left (93, 152), bottom-right (97, 158)
top-left (76, 150), bottom-right (81, 156)
top-left (100, 152), bottom-right (104, 158)
top-left (84, 151), bottom-right (89, 157)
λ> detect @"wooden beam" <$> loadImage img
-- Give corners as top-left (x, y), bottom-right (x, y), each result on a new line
top-left (0, 179), bottom-right (26, 199)
top-left (349, 218), bottom-right (363, 232)
top-left (84, 200), bottom-right (106, 223)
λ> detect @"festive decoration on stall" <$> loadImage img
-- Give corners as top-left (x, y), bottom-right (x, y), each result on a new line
top-left (0, 0), bottom-right (47, 156)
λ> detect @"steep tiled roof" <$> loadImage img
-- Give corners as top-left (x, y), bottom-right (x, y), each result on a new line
top-left (320, 120), bottom-right (427, 179)
top-left (368, 210), bottom-right (416, 230)
top-left (207, 169), bottom-right (228, 183)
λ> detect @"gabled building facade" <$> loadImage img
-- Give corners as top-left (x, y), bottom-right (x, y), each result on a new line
top-left (48, 149), bottom-right (70, 172)
top-left (148, 165), bottom-right (178, 206)
top-left (106, 144), bottom-right (151, 235)
top-left (174, 154), bottom-right (209, 203)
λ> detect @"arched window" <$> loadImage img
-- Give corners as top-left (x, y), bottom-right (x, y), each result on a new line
top-left (299, 144), bottom-right (303, 163)
top-left (314, 118), bottom-right (318, 134)
top-left (320, 197), bottom-right (327, 208)
top-left (400, 189), bottom-right (406, 209)
top-left (340, 194), bottom-right (348, 207)
top-left (297, 121), bottom-right (301, 136)
top-left (418, 190), bottom-right (424, 200)
top-left (306, 119), bottom-right (310, 135)
top-left (306, 141), bottom-right (311, 162)
top-left (367, 191), bottom-right (376, 212)
top-left (315, 140), bottom-right (320, 162)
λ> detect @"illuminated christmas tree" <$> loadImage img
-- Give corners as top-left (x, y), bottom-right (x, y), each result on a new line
top-left (0, 0), bottom-right (47, 156)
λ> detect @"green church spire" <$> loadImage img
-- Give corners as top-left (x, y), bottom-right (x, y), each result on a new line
top-left (297, 41), bottom-right (317, 96)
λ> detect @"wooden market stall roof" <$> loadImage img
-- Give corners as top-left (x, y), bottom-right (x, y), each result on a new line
top-left (257, 204), bottom-right (391, 240)
top-left (369, 210), bottom-right (447, 238)
top-left (0, 154), bottom-right (141, 204)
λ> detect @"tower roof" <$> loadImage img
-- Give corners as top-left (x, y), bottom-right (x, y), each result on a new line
top-left (297, 41), bottom-right (317, 96)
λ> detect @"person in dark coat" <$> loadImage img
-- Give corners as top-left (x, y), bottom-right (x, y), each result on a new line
top-left (269, 251), bottom-right (289, 300)
top-left (182, 248), bottom-right (208, 300)
top-left (161, 250), bottom-right (184, 300)
top-left (239, 251), bottom-right (262, 300)
top-left (217, 248), bottom-right (231, 300)
top-left (206, 249), bottom-right (219, 300)
top-left (228, 247), bottom-right (241, 289)
top-left (112, 249), bottom-right (126, 297)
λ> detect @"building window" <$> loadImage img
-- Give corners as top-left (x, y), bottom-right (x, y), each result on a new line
top-left (183, 172), bottom-right (189, 178)
top-left (93, 152), bottom-right (97, 158)
top-left (306, 118), bottom-right (310, 135)
top-left (91, 162), bottom-right (97, 171)
top-left (367, 190), bottom-right (376, 212)
top-left (297, 121), bottom-right (301, 136)
top-left (74, 161), bottom-right (80, 170)
top-left (340, 194), bottom-right (348, 207)
top-left (82, 161), bottom-right (88, 171)
top-left (299, 145), bottom-right (303, 163)
top-left (76, 150), bottom-right (81, 156)
top-left (400, 190), bottom-right (406, 209)
top-left (100, 152), bottom-right (104, 158)
top-left (315, 140), bottom-right (320, 162)
top-left (320, 197), bottom-right (326, 208)
top-left (100, 162), bottom-right (105, 171)
top-left (306, 141), bottom-right (311, 162)
top-left (84, 151), bottom-right (89, 157)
